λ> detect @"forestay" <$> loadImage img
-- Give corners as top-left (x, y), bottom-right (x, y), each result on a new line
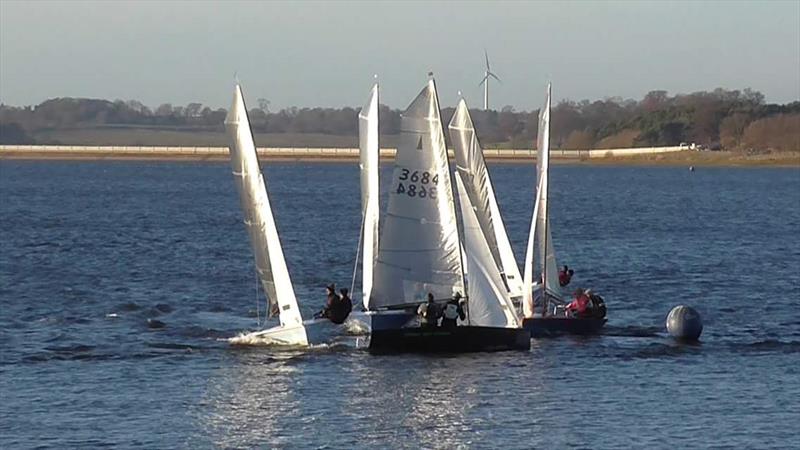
top-left (224, 84), bottom-right (305, 329)
top-left (358, 83), bottom-right (380, 310)
top-left (455, 174), bottom-right (520, 328)
top-left (370, 79), bottom-right (464, 308)
top-left (449, 99), bottom-right (524, 300)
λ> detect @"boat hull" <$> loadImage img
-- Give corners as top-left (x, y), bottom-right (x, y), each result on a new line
top-left (369, 326), bottom-right (531, 354)
top-left (523, 317), bottom-right (607, 337)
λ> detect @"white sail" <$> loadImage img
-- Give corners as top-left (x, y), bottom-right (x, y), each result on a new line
top-left (358, 83), bottom-right (380, 310)
top-left (455, 174), bottom-right (519, 328)
top-left (224, 84), bottom-right (306, 335)
top-left (370, 79), bottom-right (464, 307)
top-left (449, 99), bottom-right (524, 299)
top-left (523, 84), bottom-right (562, 316)
top-left (536, 84), bottom-right (562, 300)
top-left (522, 176), bottom-right (542, 317)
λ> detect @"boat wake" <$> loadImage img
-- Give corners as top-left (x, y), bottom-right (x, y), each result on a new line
top-left (342, 317), bottom-right (370, 335)
top-left (226, 331), bottom-right (305, 348)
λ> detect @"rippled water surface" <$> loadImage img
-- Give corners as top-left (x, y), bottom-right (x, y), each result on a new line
top-left (1, 161), bottom-right (799, 449)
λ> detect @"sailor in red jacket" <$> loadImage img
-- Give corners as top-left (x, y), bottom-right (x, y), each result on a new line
top-left (565, 288), bottom-right (591, 317)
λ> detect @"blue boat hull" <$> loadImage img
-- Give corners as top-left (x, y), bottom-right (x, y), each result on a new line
top-left (369, 326), bottom-right (531, 354)
top-left (523, 317), bottom-right (607, 337)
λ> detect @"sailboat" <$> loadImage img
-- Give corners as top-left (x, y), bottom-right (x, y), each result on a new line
top-left (449, 98), bottom-right (525, 305)
top-left (225, 83), bottom-right (357, 347)
top-left (224, 83), bottom-right (309, 346)
top-left (521, 84), bottom-right (607, 337)
top-left (366, 77), bottom-right (529, 353)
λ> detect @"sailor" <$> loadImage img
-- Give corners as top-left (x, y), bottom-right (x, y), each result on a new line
top-left (441, 292), bottom-right (466, 328)
top-left (417, 293), bottom-right (441, 328)
top-left (565, 288), bottom-right (591, 317)
top-left (336, 288), bottom-right (353, 323)
top-left (559, 265), bottom-right (573, 287)
top-left (316, 284), bottom-right (342, 321)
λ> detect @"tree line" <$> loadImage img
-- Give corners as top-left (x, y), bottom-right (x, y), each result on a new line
top-left (1, 88), bottom-right (798, 151)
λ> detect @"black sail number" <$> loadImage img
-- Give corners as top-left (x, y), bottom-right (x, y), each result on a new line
top-left (396, 167), bottom-right (439, 200)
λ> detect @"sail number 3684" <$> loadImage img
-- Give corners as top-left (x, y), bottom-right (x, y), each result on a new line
top-left (397, 168), bottom-right (438, 200)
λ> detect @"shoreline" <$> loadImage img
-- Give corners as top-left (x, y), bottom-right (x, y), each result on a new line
top-left (1, 149), bottom-right (797, 167)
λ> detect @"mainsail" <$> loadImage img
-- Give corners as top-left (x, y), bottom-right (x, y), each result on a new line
top-left (536, 84), bottom-right (561, 300)
top-left (358, 83), bottom-right (380, 310)
top-left (449, 99), bottom-right (524, 299)
top-left (523, 84), bottom-right (562, 315)
top-left (455, 174), bottom-right (520, 328)
top-left (224, 84), bottom-right (305, 329)
top-left (370, 79), bottom-right (464, 307)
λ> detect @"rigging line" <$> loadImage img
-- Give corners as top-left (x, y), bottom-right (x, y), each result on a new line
top-left (350, 207), bottom-right (367, 299)
top-left (254, 265), bottom-right (261, 328)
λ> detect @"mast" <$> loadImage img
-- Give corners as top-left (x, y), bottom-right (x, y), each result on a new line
top-left (540, 83), bottom-right (552, 316)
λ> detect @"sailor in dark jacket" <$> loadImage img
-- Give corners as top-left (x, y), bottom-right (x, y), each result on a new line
top-left (316, 284), bottom-right (340, 322)
top-left (417, 293), bottom-right (441, 328)
top-left (334, 288), bottom-right (353, 323)
top-left (441, 292), bottom-right (466, 328)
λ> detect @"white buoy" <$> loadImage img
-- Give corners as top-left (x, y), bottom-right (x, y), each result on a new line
top-left (666, 305), bottom-right (703, 341)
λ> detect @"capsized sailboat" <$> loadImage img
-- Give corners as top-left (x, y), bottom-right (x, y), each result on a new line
top-left (366, 78), bottom-right (529, 353)
top-left (521, 84), bottom-right (607, 337)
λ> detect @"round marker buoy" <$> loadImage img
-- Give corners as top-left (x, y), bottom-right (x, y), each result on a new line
top-left (666, 305), bottom-right (702, 341)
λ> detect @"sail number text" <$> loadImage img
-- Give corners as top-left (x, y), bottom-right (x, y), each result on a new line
top-left (396, 168), bottom-right (439, 200)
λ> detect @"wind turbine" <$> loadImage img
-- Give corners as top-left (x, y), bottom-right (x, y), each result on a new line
top-left (479, 49), bottom-right (501, 110)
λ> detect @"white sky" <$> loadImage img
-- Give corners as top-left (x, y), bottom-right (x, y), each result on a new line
top-left (1, 0), bottom-right (798, 110)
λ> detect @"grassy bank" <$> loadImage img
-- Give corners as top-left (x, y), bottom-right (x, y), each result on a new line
top-left (580, 150), bottom-right (800, 167)
top-left (3, 147), bottom-right (798, 167)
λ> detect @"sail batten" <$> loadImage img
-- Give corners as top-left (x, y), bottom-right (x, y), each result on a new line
top-left (224, 84), bottom-right (304, 328)
top-left (370, 80), bottom-right (464, 308)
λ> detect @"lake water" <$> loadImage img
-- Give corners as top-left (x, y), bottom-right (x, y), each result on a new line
top-left (1, 161), bottom-right (799, 449)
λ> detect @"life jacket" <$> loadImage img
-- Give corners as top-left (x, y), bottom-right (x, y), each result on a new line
top-left (567, 294), bottom-right (590, 315)
top-left (443, 303), bottom-right (459, 320)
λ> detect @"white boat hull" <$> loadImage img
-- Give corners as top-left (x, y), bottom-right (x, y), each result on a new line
top-left (228, 312), bottom-right (374, 348)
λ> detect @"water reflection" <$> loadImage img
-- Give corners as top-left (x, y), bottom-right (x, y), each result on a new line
top-left (351, 353), bottom-right (546, 448)
top-left (194, 350), bottom-right (305, 448)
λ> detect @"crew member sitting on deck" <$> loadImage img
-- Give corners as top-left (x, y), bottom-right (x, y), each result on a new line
top-left (417, 293), bottom-right (441, 328)
top-left (559, 265), bottom-right (573, 287)
top-left (565, 288), bottom-right (591, 317)
top-left (335, 288), bottom-right (353, 323)
top-left (441, 292), bottom-right (466, 328)
top-left (315, 283), bottom-right (347, 324)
